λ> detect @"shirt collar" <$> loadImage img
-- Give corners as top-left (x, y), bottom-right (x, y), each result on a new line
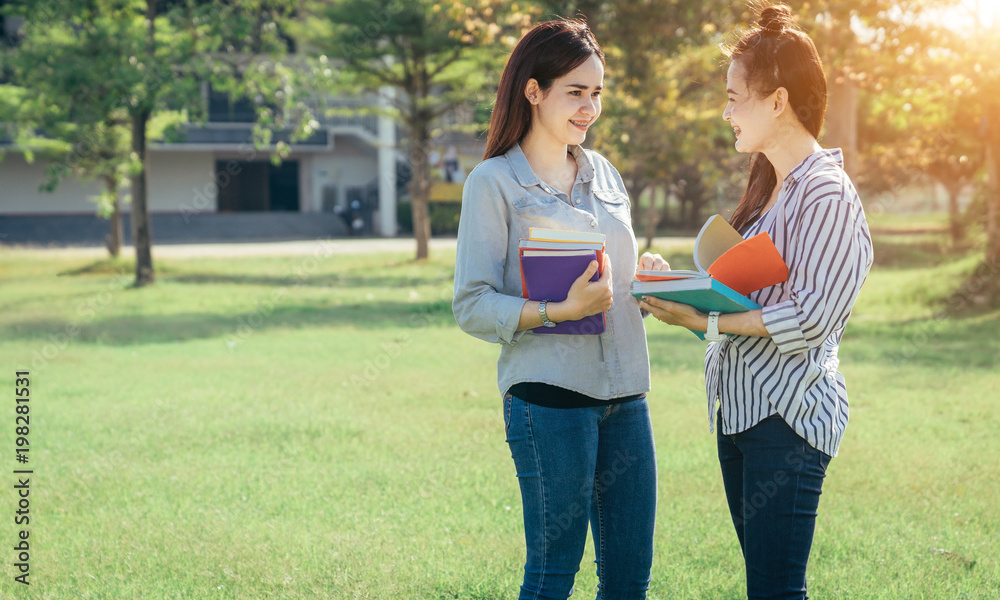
top-left (787, 148), bottom-right (844, 182)
top-left (505, 142), bottom-right (595, 189)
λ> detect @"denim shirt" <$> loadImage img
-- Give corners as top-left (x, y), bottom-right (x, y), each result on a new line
top-left (453, 143), bottom-right (650, 400)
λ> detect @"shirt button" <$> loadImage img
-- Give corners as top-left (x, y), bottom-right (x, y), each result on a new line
top-left (574, 198), bottom-right (581, 204)
top-left (589, 221), bottom-right (597, 228)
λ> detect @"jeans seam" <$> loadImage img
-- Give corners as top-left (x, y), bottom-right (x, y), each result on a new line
top-left (524, 401), bottom-right (546, 600)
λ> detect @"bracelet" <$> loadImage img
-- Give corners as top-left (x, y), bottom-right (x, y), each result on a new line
top-left (538, 299), bottom-right (557, 328)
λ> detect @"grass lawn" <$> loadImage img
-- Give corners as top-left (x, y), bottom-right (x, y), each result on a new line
top-left (0, 233), bottom-right (998, 599)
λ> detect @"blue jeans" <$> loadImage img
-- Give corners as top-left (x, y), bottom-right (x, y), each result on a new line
top-left (503, 393), bottom-right (657, 600)
top-left (717, 413), bottom-right (832, 600)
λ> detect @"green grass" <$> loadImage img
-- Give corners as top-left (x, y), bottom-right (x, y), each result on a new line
top-left (0, 237), bottom-right (998, 599)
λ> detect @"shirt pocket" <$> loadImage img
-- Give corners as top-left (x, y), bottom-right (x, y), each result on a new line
top-left (511, 194), bottom-right (560, 214)
top-left (594, 189), bottom-right (632, 226)
top-left (510, 194), bottom-right (568, 231)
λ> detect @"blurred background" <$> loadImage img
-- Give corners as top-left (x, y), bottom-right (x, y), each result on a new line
top-left (0, 0), bottom-right (998, 295)
top-left (1, 4), bottom-right (998, 597)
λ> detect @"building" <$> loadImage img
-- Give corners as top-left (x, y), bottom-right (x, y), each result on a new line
top-left (0, 13), bottom-right (406, 246)
top-left (0, 89), bottom-right (405, 245)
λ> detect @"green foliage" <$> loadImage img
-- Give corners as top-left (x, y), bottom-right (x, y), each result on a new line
top-left (304, 0), bottom-right (517, 129)
top-left (397, 200), bottom-right (463, 235)
top-left (299, 0), bottom-right (531, 258)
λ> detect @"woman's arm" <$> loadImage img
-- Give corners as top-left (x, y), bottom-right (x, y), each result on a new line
top-left (640, 178), bottom-right (871, 346)
top-left (637, 297), bottom-right (770, 337)
top-left (453, 169), bottom-right (618, 341)
top-left (452, 171), bottom-right (530, 345)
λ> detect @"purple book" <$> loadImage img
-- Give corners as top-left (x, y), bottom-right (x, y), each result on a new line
top-left (520, 250), bottom-right (606, 335)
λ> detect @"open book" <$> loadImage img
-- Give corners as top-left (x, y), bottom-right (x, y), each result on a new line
top-left (519, 228), bottom-right (606, 335)
top-left (631, 214), bottom-right (787, 339)
top-left (634, 214), bottom-right (787, 295)
top-left (631, 277), bottom-right (761, 340)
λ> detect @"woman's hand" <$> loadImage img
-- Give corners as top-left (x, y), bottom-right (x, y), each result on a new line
top-left (637, 295), bottom-right (706, 331)
top-left (548, 254), bottom-right (613, 321)
top-left (638, 252), bottom-right (670, 271)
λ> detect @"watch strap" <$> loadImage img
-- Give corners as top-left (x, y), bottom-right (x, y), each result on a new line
top-left (705, 311), bottom-right (725, 342)
top-left (538, 299), bottom-right (557, 328)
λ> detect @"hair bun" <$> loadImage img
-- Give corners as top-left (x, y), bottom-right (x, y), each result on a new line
top-left (758, 5), bottom-right (792, 34)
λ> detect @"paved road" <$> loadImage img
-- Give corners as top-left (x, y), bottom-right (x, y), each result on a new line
top-left (1, 236), bottom-right (695, 258)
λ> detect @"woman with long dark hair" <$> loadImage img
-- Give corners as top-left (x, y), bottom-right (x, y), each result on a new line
top-left (453, 19), bottom-right (660, 600)
top-left (640, 5), bottom-right (873, 599)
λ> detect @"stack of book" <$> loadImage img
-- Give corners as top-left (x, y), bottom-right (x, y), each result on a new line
top-left (519, 228), bottom-right (607, 335)
top-left (630, 215), bottom-right (789, 339)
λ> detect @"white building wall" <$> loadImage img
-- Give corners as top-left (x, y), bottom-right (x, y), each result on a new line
top-left (147, 151), bottom-right (217, 213)
top-left (2, 141), bottom-right (387, 223)
top-left (309, 136), bottom-right (378, 214)
top-left (298, 155), bottom-right (314, 213)
top-left (0, 154), bottom-right (103, 214)
top-left (0, 151), bottom-right (217, 214)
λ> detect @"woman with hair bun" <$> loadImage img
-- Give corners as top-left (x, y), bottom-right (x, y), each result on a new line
top-left (641, 4), bottom-right (873, 598)
top-left (453, 19), bottom-right (661, 600)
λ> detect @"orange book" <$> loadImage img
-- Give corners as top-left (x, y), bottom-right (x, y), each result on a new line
top-left (635, 215), bottom-right (787, 295)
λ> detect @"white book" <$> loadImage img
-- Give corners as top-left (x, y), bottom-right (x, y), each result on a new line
top-left (521, 249), bottom-right (597, 257)
top-left (527, 227), bottom-right (606, 244)
top-left (518, 239), bottom-right (604, 252)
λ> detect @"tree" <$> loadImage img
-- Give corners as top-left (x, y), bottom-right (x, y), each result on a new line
top-left (307, 0), bottom-right (518, 260)
top-left (0, 3), bottom-right (136, 256)
top-left (855, 0), bottom-right (998, 303)
top-left (1, 0), bottom-right (301, 286)
top-left (964, 22), bottom-right (1000, 301)
top-left (853, 26), bottom-right (983, 244)
top-left (794, 0), bottom-right (961, 178)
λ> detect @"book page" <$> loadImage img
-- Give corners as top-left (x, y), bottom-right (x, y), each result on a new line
top-left (528, 228), bottom-right (606, 244)
top-left (707, 232), bottom-right (788, 295)
top-left (693, 214), bottom-right (747, 273)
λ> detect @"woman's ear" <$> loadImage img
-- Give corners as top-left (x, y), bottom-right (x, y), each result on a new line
top-left (525, 78), bottom-right (540, 105)
top-left (772, 87), bottom-right (789, 117)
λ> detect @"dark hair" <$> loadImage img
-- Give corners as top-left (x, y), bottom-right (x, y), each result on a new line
top-left (483, 19), bottom-right (605, 160)
top-left (726, 4), bottom-right (828, 232)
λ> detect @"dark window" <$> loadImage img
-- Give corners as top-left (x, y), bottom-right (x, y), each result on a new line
top-left (215, 160), bottom-right (298, 212)
top-left (208, 88), bottom-right (257, 123)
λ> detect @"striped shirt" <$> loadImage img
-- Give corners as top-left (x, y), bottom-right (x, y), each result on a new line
top-left (705, 149), bottom-right (873, 457)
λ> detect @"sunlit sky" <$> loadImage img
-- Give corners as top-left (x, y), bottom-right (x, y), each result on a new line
top-left (943, 0), bottom-right (999, 31)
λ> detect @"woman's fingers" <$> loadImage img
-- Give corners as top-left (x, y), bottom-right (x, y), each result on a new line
top-left (638, 252), bottom-right (670, 271)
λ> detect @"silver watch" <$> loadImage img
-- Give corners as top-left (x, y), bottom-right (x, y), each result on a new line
top-left (538, 299), bottom-right (557, 328)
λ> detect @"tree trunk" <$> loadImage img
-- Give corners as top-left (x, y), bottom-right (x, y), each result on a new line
top-left (131, 109), bottom-right (155, 286)
top-left (659, 185), bottom-right (674, 229)
top-left (629, 171), bottom-right (643, 232)
top-left (945, 184), bottom-right (964, 245)
top-left (104, 175), bottom-right (123, 258)
top-left (129, 0), bottom-right (156, 286)
top-left (825, 72), bottom-right (859, 178)
top-left (409, 123), bottom-right (431, 260)
top-left (641, 185), bottom-right (661, 253)
top-left (986, 109), bottom-right (1000, 274)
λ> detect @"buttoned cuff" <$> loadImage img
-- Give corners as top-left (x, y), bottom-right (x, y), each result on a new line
top-left (761, 300), bottom-right (809, 355)
top-left (497, 296), bottom-right (529, 345)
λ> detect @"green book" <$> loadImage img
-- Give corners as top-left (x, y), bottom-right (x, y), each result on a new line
top-left (630, 277), bottom-right (761, 340)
